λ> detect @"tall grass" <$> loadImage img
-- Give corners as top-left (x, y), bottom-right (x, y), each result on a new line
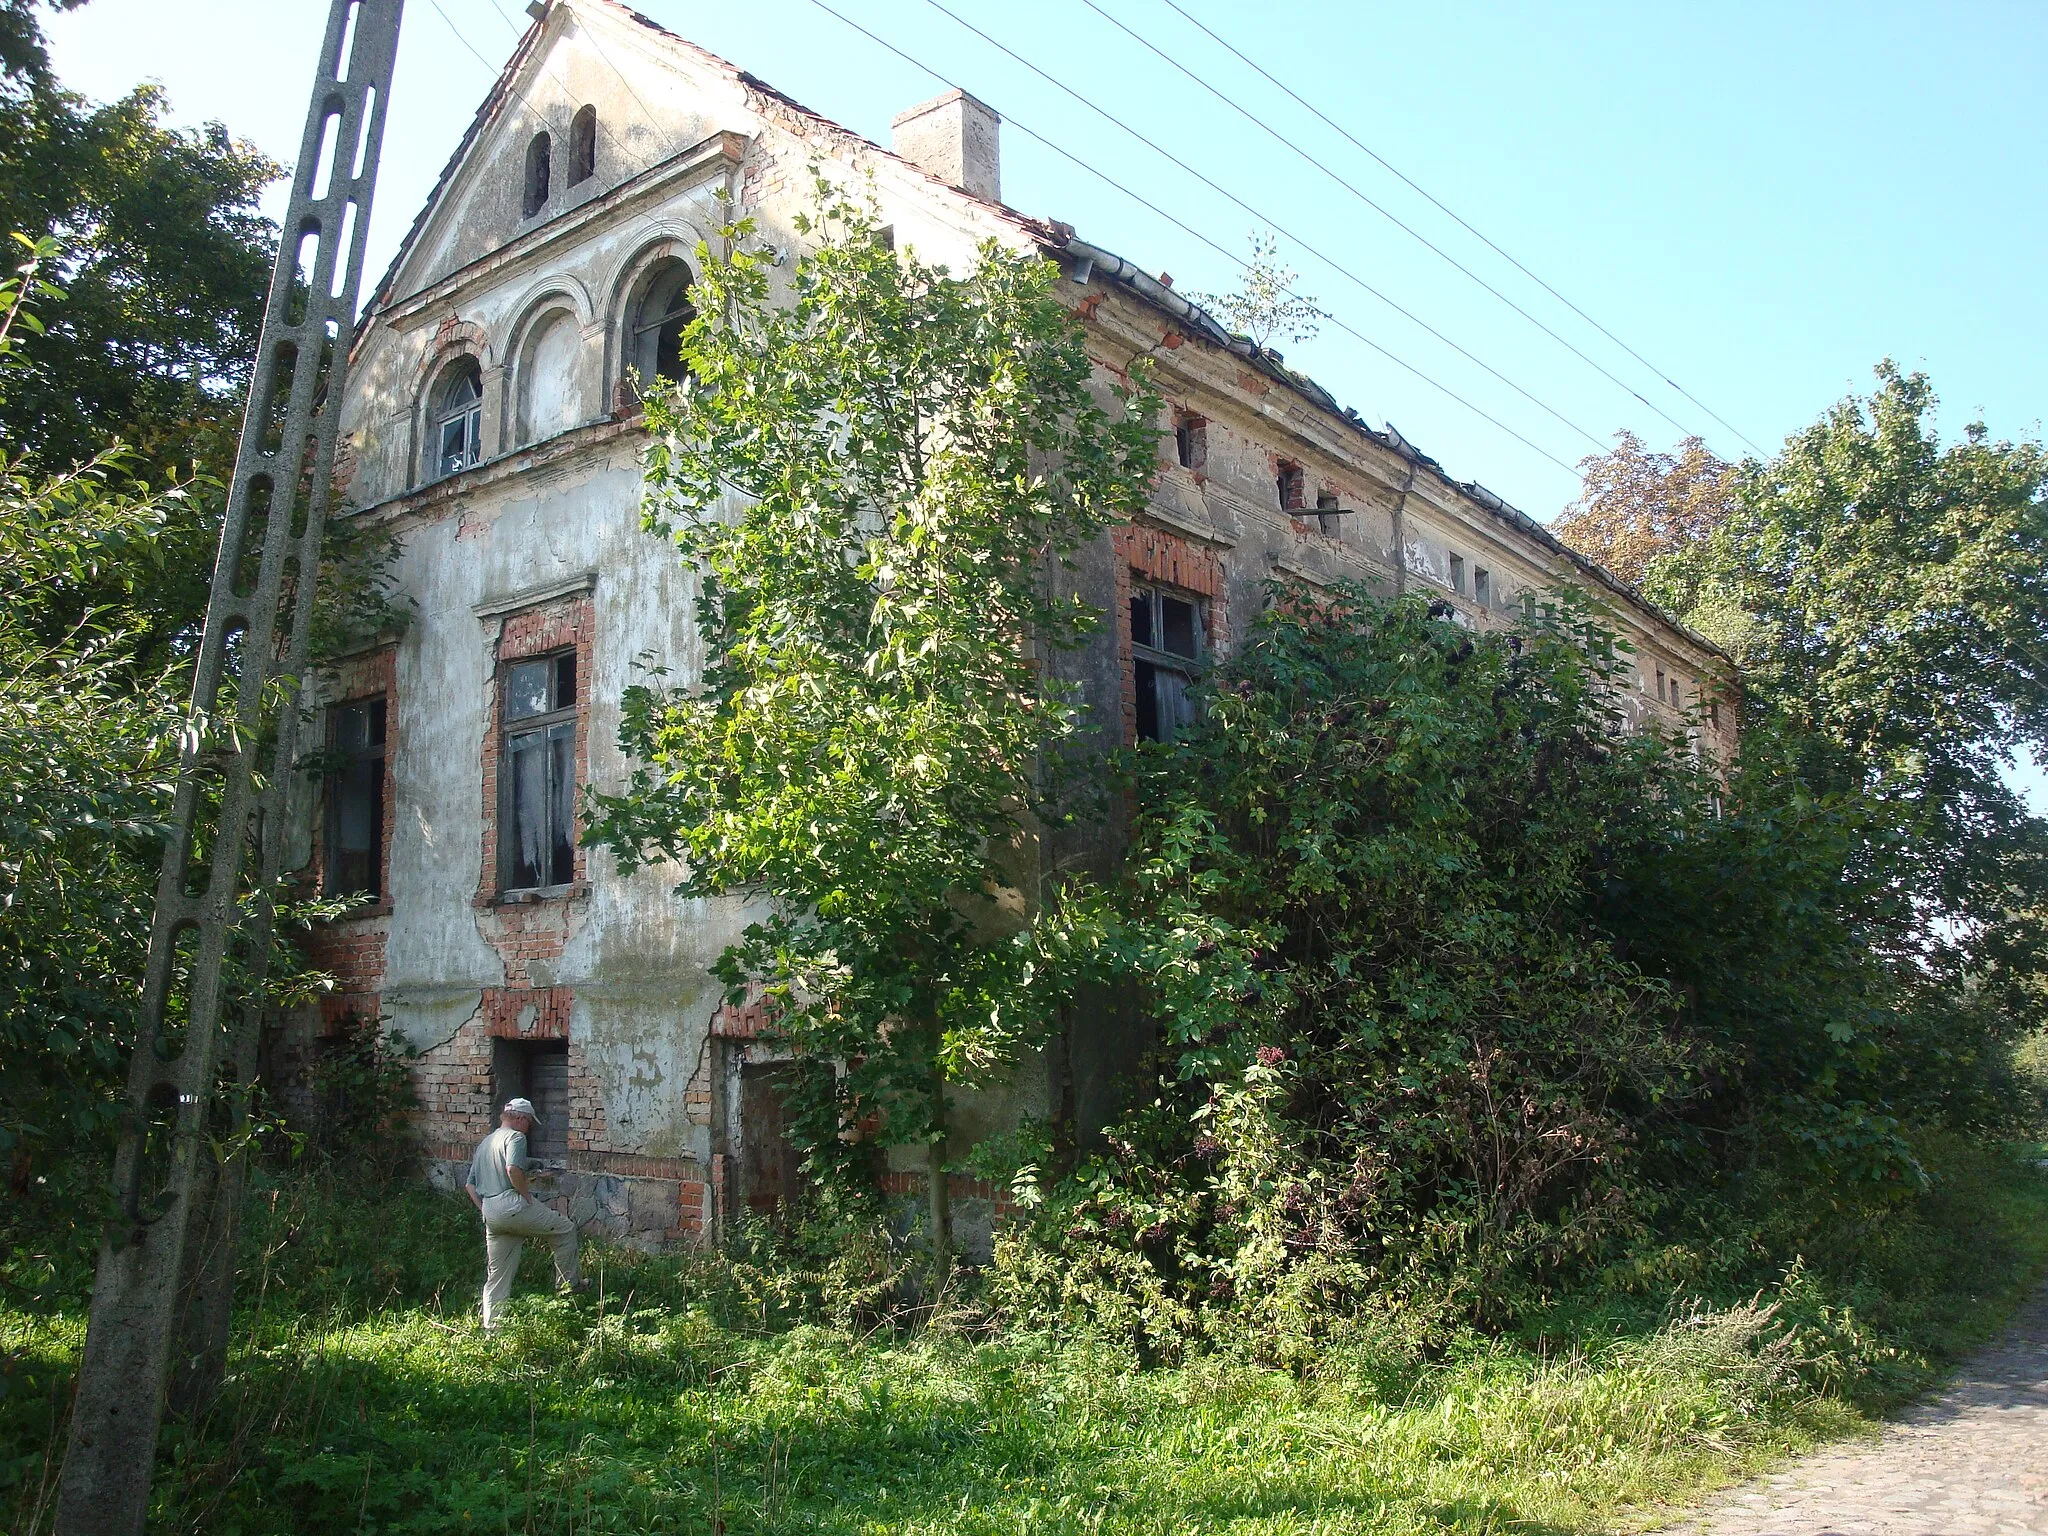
top-left (4, 1137), bottom-right (2046, 1535)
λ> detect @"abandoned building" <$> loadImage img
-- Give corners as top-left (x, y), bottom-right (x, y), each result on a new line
top-left (280, 0), bottom-right (1737, 1251)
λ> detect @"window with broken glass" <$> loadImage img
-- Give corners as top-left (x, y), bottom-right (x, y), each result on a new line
top-left (1130, 582), bottom-right (1205, 742)
top-left (430, 359), bottom-right (483, 481)
top-left (326, 697), bottom-right (386, 900)
top-left (501, 651), bottom-right (578, 891)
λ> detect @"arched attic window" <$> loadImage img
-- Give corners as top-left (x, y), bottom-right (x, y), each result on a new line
top-left (522, 130), bottom-right (551, 218)
top-left (427, 357), bottom-right (483, 481)
top-left (569, 105), bottom-right (597, 186)
top-left (623, 257), bottom-right (695, 396)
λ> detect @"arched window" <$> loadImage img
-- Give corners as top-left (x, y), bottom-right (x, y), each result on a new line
top-left (623, 257), bottom-right (695, 393)
top-left (516, 309), bottom-right (582, 445)
top-left (569, 105), bottom-right (597, 186)
top-left (428, 357), bottom-right (483, 480)
top-left (522, 131), bottom-right (551, 219)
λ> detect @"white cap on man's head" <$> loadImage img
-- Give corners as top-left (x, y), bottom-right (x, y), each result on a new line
top-left (502, 1097), bottom-right (541, 1125)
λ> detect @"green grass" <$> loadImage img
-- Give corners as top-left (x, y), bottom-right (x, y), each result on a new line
top-left (5, 1140), bottom-right (2047, 1536)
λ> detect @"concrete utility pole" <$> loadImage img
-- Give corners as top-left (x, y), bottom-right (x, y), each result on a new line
top-left (54, 4), bottom-right (404, 1531)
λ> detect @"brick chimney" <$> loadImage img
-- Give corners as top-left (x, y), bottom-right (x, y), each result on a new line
top-left (890, 89), bottom-right (1000, 203)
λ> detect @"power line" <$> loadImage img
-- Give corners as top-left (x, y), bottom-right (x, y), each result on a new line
top-left (910, 0), bottom-right (1612, 458)
top-left (791, 0), bottom-right (1585, 481)
top-left (1075, 0), bottom-right (1698, 446)
top-left (1151, 0), bottom-right (1767, 458)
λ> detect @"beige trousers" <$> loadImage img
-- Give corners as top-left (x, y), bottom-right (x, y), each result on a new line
top-left (479, 1191), bottom-right (581, 1327)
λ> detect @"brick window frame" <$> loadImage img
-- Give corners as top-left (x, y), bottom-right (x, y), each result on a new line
top-left (1112, 524), bottom-right (1224, 747)
top-left (477, 592), bottom-right (594, 907)
top-left (314, 648), bottom-right (397, 916)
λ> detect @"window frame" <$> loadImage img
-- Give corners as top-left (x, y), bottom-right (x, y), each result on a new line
top-left (1172, 411), bottom-right (1207, 470)
top-left (623, 258), bottom-right (696, 397)
top-left (1129, 581), bottom-right (1206, 744)
top-left (324, 696), bottom-right (387, 902)
top-left (428, 358), bottom-right (483, 482)
top-left (497, 649), bottom-right (580, 895)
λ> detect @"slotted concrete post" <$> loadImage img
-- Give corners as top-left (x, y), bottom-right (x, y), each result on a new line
top-left (54, 5), bottom-right (405, 1531)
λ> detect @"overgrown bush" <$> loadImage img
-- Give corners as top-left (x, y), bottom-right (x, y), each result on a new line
top-left (998, 583), bottom-right (2042, 1356)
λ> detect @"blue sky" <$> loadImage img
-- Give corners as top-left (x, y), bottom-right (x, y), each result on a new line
top-left (45, 0), bottom-right (2047, 806)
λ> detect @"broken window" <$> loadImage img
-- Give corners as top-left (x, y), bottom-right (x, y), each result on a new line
top-left (429, 358), bottom-right (483, 481)
top-left (1315, 489), bottom-right (1342, 537)
top-left (522, 130), bottom-right (551, 218)
top-left (501, 651), bottom-right (577, 891)
top-left (624, 258), bottom-right (695, 395)
top-left (1473, 566), bottom-right (1490, 609)
top-left (491, 1038), bottom-right (568, 1161)
top-left (1276, 460), bottom-right (1304, 512)
top-left (1173, 411), bottom-right (1206, 470)
top-left (325, 697), bottom-right (386, 900)
top-left (1449, 553), bottom-right (1466, 596)
top-left (568, 105), bottom-right (596, 186)
top-left (1130, 582), bottom-right (1203, 742)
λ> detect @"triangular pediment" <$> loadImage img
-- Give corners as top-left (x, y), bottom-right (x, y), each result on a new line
top-left (373, 1), bottom-right (758, 309)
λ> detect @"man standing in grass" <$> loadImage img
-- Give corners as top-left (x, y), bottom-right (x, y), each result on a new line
top-left (465, 1097), bottom-right (590, 1327)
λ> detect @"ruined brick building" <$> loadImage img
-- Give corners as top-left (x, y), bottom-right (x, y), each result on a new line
top-left (280, 0), bottom-right (1736, 1250)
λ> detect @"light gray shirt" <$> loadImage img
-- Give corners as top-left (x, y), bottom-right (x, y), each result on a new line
top-left (467, 1125), bottom-right (528, 1200)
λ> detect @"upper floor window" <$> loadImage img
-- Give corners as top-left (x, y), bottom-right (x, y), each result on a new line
top-left (502, 651), bottom-right (577, 891)
top-left (568, 105), bottom-right (597, 186)
top-left (326, 698), bottom-right (386, 901)
top-left (1474, 566), bottom-right (1491, 609)
top-left (1173, 411), bottom-right (1206, 470)
top-left (430, 358), bottom-right (483, 481)
top-left (1276, 460), bottom-right (1304, 513)
top-left (523, 130), bottom-right (551, 218)
top-left (624, 258), bottom-right (695, 392)
top-left (1130, 582), bottom-right (1203, 743)
top-left (1449, 553), bottom-right (1466, 597)
top-left (1315, 490), bottom-right (1341, 537)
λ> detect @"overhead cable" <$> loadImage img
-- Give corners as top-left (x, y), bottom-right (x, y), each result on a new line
top-left (1076, 0), bottom-right (1698, 445)
top-left (909, 0), bottom-right (1612, 457)
top-left (792, 0), bottom-right (1584, 481)
top-left (1152, 0), bottom-right (1766, 457)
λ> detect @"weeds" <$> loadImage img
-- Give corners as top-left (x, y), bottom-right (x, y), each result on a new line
top-left (4, 1137), bottom-right (2046, 1534)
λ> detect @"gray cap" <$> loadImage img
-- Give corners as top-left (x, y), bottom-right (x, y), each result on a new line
top-left (502, 1097), bottom-right (541, 1125)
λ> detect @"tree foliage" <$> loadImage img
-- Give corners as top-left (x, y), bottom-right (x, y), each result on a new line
top-left (1553, 430), bottom-right (1740, 585)
top-left (589, 189), bottom-right (1160, 1240)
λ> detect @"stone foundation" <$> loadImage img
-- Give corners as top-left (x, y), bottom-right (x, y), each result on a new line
top-left (426, 1154), bottom-right (708, 1249)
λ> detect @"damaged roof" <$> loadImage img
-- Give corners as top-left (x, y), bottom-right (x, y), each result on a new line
top-left (363, 0), bottom-right (1728, 666)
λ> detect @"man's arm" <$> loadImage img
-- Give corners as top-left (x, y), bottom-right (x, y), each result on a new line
top-left (465, 1179), bottom-right (483, 1212)
top-left (508, 1165), bottom-right (531, 1199)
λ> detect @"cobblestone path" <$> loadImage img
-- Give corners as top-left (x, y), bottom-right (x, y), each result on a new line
top-left (1655, 1286), bottom-right (2048, 1535)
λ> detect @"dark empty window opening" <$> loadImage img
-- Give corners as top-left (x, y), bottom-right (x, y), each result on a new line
top-left (1315, 489), bottom-right (1342, 536)
top-left (492, 1038), bottom-right (569, 1161)
top-left (1173, 411), bottom-right (1206, 470)
top-left (325, 697), bottom-right (386, 900)
top-left (1130, 581), bottom-right (1203, 743)
top-left (624, 258), bottom-right (696, 397)
top-left (1656, 667), bottom-right (1667, 702)
top-left (568, 105), bottom-right (597, 185)
top-left (1449, 553), bottom-right (1466, 596)
top-left (501, 651), bottom-right (578, 892)
top-left (741, 1062), bottom-right (802, 1212)
top-left (1276, 460), bottom-right (1304, 513)
top-left (1708, 699), bottom-right (1720, 727)
top-left (523, 131), bottom-right (551, 218)
top-left (429, 357), bottom-right (483, 481)
top-left (1473, 566), bottom-right (1491, 609)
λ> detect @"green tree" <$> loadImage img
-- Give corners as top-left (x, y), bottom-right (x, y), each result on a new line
top-left (588, 190), bottom-right (1160, 1262)
top-left (1648, 365), bottom-right (2048, 967)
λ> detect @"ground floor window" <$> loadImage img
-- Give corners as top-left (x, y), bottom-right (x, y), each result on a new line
top-left (326, 697), bottom-right (386, 899)
top-left (491, 1037), bottom-right (569, 1161)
